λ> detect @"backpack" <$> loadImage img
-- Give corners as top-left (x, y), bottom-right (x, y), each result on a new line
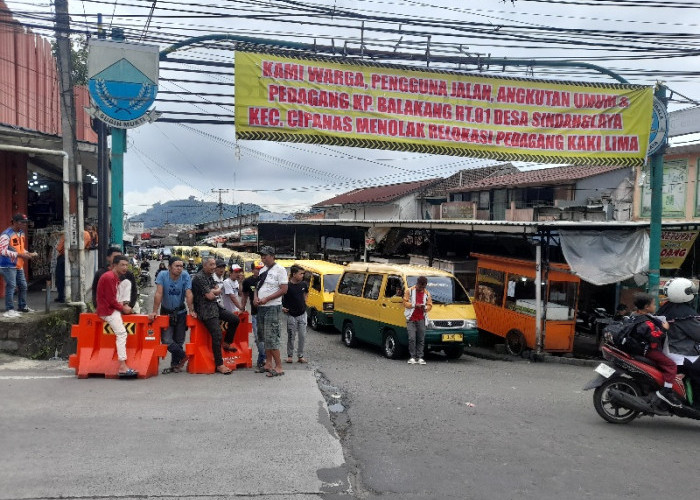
top-left (602, 316), bottom-right (648, 355)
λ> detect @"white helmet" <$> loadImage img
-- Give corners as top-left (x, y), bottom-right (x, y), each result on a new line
top-left (664, 278), bottom-right (697, 303)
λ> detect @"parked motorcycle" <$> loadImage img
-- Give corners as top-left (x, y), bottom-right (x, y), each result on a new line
top-left (584, 343), bottom-right (700, 424)
top-left (576, 307), bottom-right (613, 345)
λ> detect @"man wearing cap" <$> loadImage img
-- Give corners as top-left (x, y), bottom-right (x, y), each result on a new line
top-left (222, 264), bottom-right (243, 313)
top-left (191, 256), bottom-right (240, 374)
top-left (1, 214), bottom-right (38, 317)
top-left (242, 260), bottom-right (265, 369)
top-left (254, 246), bottom-right (288, 377)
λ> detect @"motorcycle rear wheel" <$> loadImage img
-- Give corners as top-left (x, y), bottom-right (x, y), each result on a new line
top-left (593, 377), bottom-right (641, 424)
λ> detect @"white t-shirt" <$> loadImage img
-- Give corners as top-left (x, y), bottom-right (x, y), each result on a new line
top-left (222, 277), bottom-right (241, 312)
top-left (212, 273), bottom-right (224, 306)
top-left (258, 263), bottom-right (288, 306)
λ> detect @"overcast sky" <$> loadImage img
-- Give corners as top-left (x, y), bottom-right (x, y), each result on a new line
top-left (6, 0), bottom-right (700, 218)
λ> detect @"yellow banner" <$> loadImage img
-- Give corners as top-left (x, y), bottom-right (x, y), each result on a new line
top-left (235, 51), bottom-right (654, 166)
top-left (660, 231), bottom-right (699, 269)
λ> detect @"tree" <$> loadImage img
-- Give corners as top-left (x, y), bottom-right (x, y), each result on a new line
top-left (51, 35), bottom-right (88, 85)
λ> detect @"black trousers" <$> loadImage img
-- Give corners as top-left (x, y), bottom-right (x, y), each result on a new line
top-left (201, 307), bottom-right (240, 367)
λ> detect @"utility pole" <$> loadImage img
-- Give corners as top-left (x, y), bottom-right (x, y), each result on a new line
top-left (238, 202), bottom-right (243, 240)
top-left (96, 14), bottom-right (110, 271)
top-left (54, 0), bottom-right (85, 302)
top-left (211, 188), bottom-right (231, 228)
top-left (110, 28), bottom-right (126, 249)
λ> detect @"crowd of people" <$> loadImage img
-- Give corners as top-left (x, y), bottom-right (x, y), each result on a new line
top-left (92, 243), bottom-right (307, 378)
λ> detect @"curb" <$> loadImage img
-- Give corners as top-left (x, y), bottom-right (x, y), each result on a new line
top-left (465, 346), bottom-right (601, 367)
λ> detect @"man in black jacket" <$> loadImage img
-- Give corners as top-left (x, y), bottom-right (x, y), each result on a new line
top-left (91, 247), bottom-right (137, 309)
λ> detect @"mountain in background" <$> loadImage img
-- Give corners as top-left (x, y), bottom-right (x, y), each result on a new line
top-left (130, 196), bottom-right (268, 228)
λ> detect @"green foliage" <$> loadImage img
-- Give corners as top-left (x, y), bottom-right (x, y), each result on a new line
top-left (51, 35), bottom-right (88, 85)
top-left (30, 313), bottom-right (72, 360)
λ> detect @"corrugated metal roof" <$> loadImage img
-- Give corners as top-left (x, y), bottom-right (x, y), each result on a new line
top-left (421, 163), bottom-right (519, 197)
top-left (314, 178), bottom-right (440, 207)
top-left (447, 164), bottom-right (627, 192)
top-left (0, 1), bottom-right (95, 143)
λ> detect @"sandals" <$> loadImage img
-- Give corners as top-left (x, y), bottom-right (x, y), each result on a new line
top-left (216, 365), bottom-right (233, 375)
top-left (265, 369), bottom-right (285, 377)
top-left (297, 357), bottom-right (308, 363)
top-left (118, 368), bottom-right (138, 378)
top-left (285, 357), bottom-right (294, 363)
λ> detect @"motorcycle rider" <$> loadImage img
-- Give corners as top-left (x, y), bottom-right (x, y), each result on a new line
top-left (631, 293), bottom-right (683, 407)
top-left (657, 278), bottom-right (700, 383)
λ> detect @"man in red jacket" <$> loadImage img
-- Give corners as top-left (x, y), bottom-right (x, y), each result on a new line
top-left (96, 254), bottom-right (137, 377)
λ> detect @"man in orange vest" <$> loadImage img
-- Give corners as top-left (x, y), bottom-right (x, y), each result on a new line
top-left (55, 230), bottom-right (91, 303)
top-left (0, 214), bottom-right (38, 318)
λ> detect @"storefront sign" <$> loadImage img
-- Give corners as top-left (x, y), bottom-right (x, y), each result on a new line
top-left (441, 202), bottom-right (474, 220)
top-left (660, 231), bottom-right (699, 269)
top-left (235, 51), bottom-right (653, 166)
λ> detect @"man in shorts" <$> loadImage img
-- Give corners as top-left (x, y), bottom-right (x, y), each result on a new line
top-left (254, 246), bottom-right (288, 377)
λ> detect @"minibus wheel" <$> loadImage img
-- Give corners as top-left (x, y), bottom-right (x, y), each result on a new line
top-left (383, 330), bottom-right (403, 359)
top-left (505, 329), bottom-right (526, 356)
top-left (342, 321), bottom-right (358, 347)
top-left (309, 310), bottom-right (319, 330)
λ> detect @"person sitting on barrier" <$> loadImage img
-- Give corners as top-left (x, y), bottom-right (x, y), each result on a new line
top-left (222, 264), bottom-right (244, 313)
top-left (149, 256), bottom-right (195, 373)
top-left (96, 255), bottom-right (137, 378)
top-left (92, 247), bottom-right (137, 311)
top-left (191, 256), bottom-right (240, 375)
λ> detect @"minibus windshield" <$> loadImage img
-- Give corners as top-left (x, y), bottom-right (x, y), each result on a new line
top-left (324, 274), bottom-right (341, 293)
top-left (406, 276), bottom-right (470, 305)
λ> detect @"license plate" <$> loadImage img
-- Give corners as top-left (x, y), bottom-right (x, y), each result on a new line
top-left (441, 333), bottom-right (463, 342)
top-left (594, 363), bottom-right (616, 378)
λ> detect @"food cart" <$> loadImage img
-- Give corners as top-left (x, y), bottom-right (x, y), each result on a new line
top-left (471, 253), bottom-right (580, 354)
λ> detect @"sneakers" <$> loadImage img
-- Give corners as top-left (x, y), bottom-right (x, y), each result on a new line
top-left (19, 307), bottom-right (35, 313)
top-left (3, 310), bottom-right (21, 318)
top-left (417, 358), bottom-right (427, 365)
top-left (407, 358), bottom-right (417, 364)
top-left (656, 388), bottom-right (684, 408)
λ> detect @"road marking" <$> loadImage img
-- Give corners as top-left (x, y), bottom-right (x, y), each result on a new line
top-left (0, 375), bottom-right (74, 380)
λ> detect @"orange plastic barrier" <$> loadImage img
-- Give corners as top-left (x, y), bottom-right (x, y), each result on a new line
top-left (68, 313), bottom-right (169, 379)
top-left (185, 311), bottom-right (253, 374)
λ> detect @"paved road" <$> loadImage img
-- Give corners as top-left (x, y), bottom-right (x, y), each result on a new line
top-left (0, 353), bottom-right (348, 500)
top-left (306, 324), bottom-right (700, 500)
top-left (3, 263), bottom-right (698, 500)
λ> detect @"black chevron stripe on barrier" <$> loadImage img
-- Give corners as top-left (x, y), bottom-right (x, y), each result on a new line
top-left (103, 322), bottom-right (136, 335)
top-left (236, 131), bottom-right (644, 167)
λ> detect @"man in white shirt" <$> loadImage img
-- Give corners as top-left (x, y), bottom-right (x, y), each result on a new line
top-left (222, 264), bottom-right (243, 313)
top-left (254, 246), bottom-right (288, 377)
top-left (213, 259), bottom-right (226, 306)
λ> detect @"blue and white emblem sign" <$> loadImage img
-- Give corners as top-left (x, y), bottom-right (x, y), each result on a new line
top-left (87, 40), bottom-right (160, 128)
